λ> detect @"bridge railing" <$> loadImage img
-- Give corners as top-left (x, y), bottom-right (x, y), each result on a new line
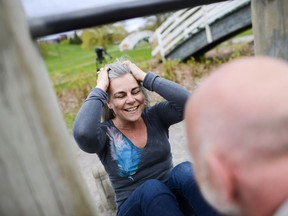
top-left (151, 0), bottom-right (251, 61)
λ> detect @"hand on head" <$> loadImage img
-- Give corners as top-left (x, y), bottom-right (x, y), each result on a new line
top-left (95, 60), bottom-right (146, 91)
top-left (122, 60), bottom-right (146, 82)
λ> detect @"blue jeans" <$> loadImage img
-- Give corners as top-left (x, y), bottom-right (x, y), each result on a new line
top-left (117, 161), bottom-right (220, 216)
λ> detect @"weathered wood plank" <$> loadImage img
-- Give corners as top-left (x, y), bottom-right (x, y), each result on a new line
top-left (166, 3), bottom-right (251, 60)
top-left (251, 0), bottom-right (288, 60)
top-left (0, 0), bottom-right (99, 215)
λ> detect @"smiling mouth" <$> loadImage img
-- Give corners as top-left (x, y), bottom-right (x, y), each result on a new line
top-left (124, 106), bottom-right (139, 112)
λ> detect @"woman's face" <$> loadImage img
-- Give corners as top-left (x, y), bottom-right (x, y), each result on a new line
top-left (107, 73), bottom-right (145, 123)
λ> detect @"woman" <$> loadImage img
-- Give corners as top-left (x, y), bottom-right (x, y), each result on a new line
top-left (73, 59), bottom-right (219, 216)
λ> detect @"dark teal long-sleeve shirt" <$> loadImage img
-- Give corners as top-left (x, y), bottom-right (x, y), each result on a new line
top-left (73, 72), bottom-right (191, 207)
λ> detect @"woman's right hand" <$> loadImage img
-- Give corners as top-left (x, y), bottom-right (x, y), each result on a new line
top-left (95, 67), bottom-right (109, 91)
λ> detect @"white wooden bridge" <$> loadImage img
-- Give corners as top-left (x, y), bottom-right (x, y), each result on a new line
top-left (152, 0), bottom-right (252, 61)
top-left (119, 30), bottom-right (153, 51)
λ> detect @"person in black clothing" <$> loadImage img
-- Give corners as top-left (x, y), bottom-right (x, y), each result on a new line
top-left (95, 46), bottom-right (112, 71)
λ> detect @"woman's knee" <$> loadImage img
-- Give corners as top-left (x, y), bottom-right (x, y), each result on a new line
top-left (168, 161), bottom-right (196, 188)
top-left (140, 179), bottom-right (173, 200)
top-left (171, 161), bottom-right (194, 178)
top-left (141, 179), bottom-right (169, 192)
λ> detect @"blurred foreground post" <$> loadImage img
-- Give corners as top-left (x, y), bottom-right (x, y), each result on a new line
top-left (251, 0), bottom-right (288, 60)
top-left (0, 0), bottom-right (98, 215)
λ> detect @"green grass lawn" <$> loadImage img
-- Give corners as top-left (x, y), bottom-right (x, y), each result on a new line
top-left (236, 28), bottom-right (253, 37)
top-left (43, 42), bottom-right (152, 91)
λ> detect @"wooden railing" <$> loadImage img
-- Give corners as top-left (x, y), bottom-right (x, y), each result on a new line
top-left (152, 0), bottom-right (251, 61)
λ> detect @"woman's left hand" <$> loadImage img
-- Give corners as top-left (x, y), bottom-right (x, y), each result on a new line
top-left (123, 60), bottom-right (146, 82)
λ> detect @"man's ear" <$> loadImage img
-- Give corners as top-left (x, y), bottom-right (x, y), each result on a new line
top-left (205, 153), bottom-right (236, 204)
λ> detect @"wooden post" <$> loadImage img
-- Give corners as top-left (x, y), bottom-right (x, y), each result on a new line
top-left (251, 0), bottom-right (288, 60)
top-left (0, 0), bottom-right (99, 215)
top-left (92, 165), bottom-right (116, 212)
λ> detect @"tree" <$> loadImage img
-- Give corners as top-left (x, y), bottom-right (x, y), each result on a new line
top-left (81, 25), bottom-right (127, 50)
top-left (69, 31), bottom-right (83, 45)
top-left (140, 13), bottom-right (172, 32)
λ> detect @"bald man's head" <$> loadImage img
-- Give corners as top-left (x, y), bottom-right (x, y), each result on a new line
top-left (186, 56), bottom-right (288, 160)
top-left (185, 56), bottom-right (288, 215)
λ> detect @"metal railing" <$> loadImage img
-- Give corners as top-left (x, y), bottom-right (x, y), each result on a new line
top-left (27, 0), bottom-right (227, 38)
top-left (152, 0), bottom-right (250, 61)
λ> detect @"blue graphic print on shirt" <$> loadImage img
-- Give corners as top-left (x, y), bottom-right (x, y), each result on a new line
top-left (106, 127), bottom-right (142, 179)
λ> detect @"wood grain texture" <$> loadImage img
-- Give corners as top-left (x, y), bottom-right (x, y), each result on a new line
top-left (0, 0), bottom-right (98, 215)
top-left (251, 0), bottom-right (288, 60)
